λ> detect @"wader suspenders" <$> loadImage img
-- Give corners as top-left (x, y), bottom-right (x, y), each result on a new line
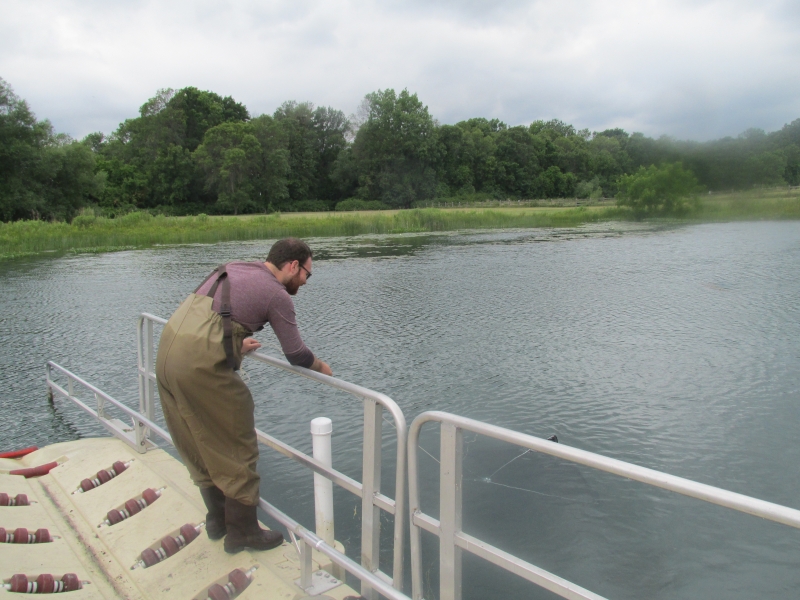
top-left (195, 264), bottom-right (238, 371)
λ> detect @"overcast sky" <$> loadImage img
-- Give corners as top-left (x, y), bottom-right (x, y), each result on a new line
top-left (2, 0), bottom-right (799, 142)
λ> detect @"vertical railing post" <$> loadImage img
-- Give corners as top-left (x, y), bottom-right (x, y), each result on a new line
top-left (439, 423), bottom-right (463, 600)
top-left (134, 315), bottom-right (154, 454)
top-left (137, 317), bottom-right (146, 415)
top-left (95, 392), bottom-right (106, 419)
top-left (360, 397), bottom-right (383, 600)
top-left (311, 417), bottom-right (335, 545)
top-left (409, 432), bottom-right (424, 600)
top-left (145, 319), bottom-right (155, 423)
top-left (46, 363), bottom-right (54, 402)
top-left (300, 539), bottom-right (313, 590)
top-left (136, 316), bottom-right (156, 447)
top-left (390, 410), bottom-right (408, 591)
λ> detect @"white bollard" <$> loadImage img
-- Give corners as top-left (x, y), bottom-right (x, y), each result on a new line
top-left (311, 417), bottom-right (335, 546)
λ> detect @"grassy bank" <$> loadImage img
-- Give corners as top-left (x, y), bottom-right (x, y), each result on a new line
top-left (1, 188), bottom-right (798, 259)
top-left (694, 187), bottom-right (800, 220)
top-left (0, 206), bottom-right (625, 259)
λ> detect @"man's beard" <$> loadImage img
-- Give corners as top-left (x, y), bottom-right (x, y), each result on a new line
top-left (285, 276), bottom-right (300, 295)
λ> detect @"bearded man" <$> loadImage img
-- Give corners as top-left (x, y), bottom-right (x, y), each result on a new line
top-left (156, 237), bottom-right (332, 553)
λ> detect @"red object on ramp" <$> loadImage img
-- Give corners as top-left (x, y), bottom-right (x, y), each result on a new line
top-left (0, 446), bottom-right (38, 459)
top-left (10, 461), bottom-right (59, 478)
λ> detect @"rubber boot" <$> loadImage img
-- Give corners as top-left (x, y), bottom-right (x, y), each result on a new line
top-left (223, 497), bottom-right (284, 554)
top-left (199, 486), bottom-right (227, 540)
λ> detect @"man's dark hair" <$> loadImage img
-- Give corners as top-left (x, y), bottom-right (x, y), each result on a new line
top-left (266, 238), bottom-right (313, 269)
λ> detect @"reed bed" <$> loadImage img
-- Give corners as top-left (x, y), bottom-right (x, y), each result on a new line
top-left (694, 188), bottom-right (800, 221)
top-left (0, 206), bottom-right (624, 259)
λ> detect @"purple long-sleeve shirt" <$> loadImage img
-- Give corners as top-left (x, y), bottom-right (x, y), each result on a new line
top-left (196, 261), bottom-right (315, 368)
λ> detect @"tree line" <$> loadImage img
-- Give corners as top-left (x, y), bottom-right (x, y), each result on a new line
top-left (2, 77), bottom-right (799, 222)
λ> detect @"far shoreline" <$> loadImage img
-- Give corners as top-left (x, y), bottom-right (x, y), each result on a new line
top-left (1, 188), bottom-right (798, 261)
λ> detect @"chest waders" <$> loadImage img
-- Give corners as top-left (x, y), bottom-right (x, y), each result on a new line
top-left (155, 265), bottom-right (262, 505)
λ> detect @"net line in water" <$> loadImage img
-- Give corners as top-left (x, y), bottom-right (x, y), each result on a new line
top-left (383, 416), bottom-right (592, 504)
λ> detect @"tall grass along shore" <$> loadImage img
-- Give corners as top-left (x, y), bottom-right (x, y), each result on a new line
top-left (2, 188), bottom-right (798, 260)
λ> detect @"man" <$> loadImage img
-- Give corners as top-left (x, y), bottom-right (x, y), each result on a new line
top-left (156, 238), bottom-right (332, 554)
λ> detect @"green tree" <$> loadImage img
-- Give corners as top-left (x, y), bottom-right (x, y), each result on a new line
top-left (436, 119), bottom-right (501, 196)
top-left (588, 133), bottom-right (631, 195)
top-left (0, 78), bottom-right (51, 220)
top-left (274, 101), bottom-right (317, 205)
top-left (617, 162), bottom-right (702, 216)
top-left (1, 78), bottom-right (100, 221)
top-left (249, 115), bottom-right (290, 211)
top-left (194, 122), bottom-right (261, 214)
top-left (311, 105), bottom-right (350, 204)
top-left (169, 87), bottom-right (249, 152)
top-left (744, 150), bottom-right (786, 186)
top-left (97, 87), bottom-right (249, 212)
top-left (350, 89), bottom-right (439, 207)
top-left (41, 137), bottom-right (104, 220)
top-left (493, 126), bottom-right (544, 197)
top-left (783, 144), bottom-right (800, 186)
top-left (269, 101), bottom-right (350, 209)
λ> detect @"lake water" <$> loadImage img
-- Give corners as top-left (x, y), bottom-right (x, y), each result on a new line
top-left (1, 221), bottom-right (799, 599)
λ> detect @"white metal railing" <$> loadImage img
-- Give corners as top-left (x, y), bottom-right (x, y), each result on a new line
top-left (408, 411), bottom-right (800, 600)
top-left (136, 313), bottom-right (408, 600)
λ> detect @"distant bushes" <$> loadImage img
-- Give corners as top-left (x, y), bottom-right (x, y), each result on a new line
top-left (617, 163), bottom-right (702, 216)
top-left (285, 199), bottom-right (330, 212)
top-left (335, 198), bottom-right (390, 211)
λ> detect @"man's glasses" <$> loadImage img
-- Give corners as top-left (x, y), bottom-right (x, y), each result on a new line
top-left (298, 263), bottom-right (312, 279)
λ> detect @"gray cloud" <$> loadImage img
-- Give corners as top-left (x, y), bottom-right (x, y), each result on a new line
top-left (1, 0), bottom-right (798, 141)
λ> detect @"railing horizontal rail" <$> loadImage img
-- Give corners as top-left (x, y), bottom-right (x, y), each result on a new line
top-left (257, 497), bottom-right (411, 600)
top-left (409, 410), bottom-right (800, 600)
top-left (255, 428), bottom-right (399, 516)
top-left (454, 531), bottom-right (605, 600)
top-left (414, 411), bottom-right (800, 530)
top-left (248, 350), bottom-right (403, 418)
top-left (410, 512), bottom-right (439, 534)
top-left (141, 312), bottom-right (167, 325)
top-left (47, 361), bottom-right (173, 446)
top-left (256, 428), bottom-right (364, 498)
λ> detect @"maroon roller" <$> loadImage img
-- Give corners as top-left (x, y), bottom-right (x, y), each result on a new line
top-left (0, 493), bottom-right (29, 506)
top-left (75, 460), bottom-right (131, 493)
top-left (103, 487), bottom-right (164, 526)
top-left (227, 568), bottom-right (252, 593)
top-left (138, 547), bottom-right (161, 568)
top-left (13, 527), bottom-right (29, 544)
top-left (132, 523), bottom-right (202, 569)
top-left (207, 583), bottom-right (229, 600)
top-left (60, 574), bottom-right (82, 591)
top-left (6, 574), bottom-right (30, 593)
top-left (203, 567), bottom-right (256, 600)
top-left (2, 573), bottom-right (82, 593)
top-left (161, 523), bottom-right (199, 557)
top-left (0, 527), bottom-right (52, 544)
